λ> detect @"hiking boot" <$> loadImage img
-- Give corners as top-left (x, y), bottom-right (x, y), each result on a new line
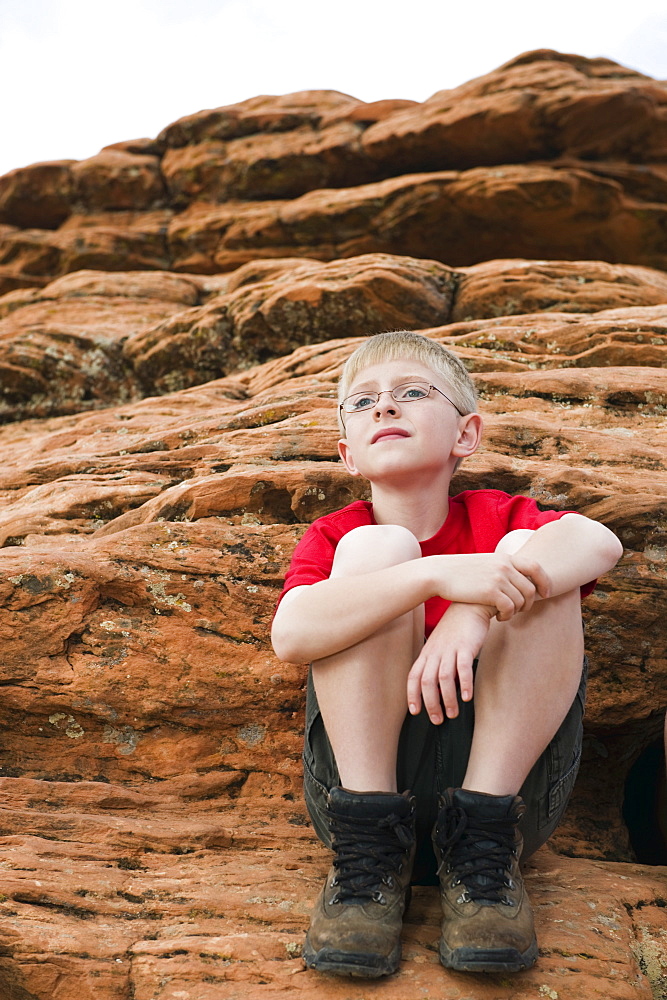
top-left (303, 786), bottom-right (416, 978)
top-left (432, 787), bottom-right (538, 973)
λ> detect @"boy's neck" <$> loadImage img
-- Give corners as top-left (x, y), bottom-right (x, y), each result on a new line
top-left (370, 475), bottom-right (453, 541)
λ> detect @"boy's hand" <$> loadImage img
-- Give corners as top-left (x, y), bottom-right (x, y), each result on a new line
top-left (407, 603), bottom-right (494, 724)
top-left (431, 552), bottom-right (550, 620)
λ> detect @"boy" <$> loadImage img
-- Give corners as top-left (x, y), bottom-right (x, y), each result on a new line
top-left (271, 331), bottom-right (622, 978)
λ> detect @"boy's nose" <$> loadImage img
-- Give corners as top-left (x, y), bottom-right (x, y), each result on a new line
top-left (372, 389), bottom-right (401, 418)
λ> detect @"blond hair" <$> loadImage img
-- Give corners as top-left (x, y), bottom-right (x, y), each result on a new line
top-left (338, 331), bottom-right (477, 434)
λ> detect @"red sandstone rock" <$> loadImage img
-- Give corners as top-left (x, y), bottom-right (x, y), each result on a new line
top-left (162, 121), bottom-right (377, 204)
top-left (0, 340), bottom-right (663, 736)
top-left (0, 266), bottom-right (48, 296)
top-left (1, 51), bottom-right (667, 289)
top-left (3, 256), bottom-right (666, 420)
top-left (0, 334), bottom-right (664, 993)
top-left (157, 90), bottom-right (364, 147)
top-left (437, 303), bottom-right (667, 371)
top-left (0, 211), bottom-right (174, 288)
top-left (56, 210), bottom-right (173, 274)
top-left (71, 150), bottom-right (167, 212)
top-left (0, 160), bottom-right (74, 229)
top-left (0, 226), bottom-right (65, 282)
top-left (362, 49), bottom-right (667, 170)
top-left (123, 254), bottom-right (457, 394)
top-left (102, 137), bottom-right (165, 158)
top-left (0, 52), bottom-right (665, 999)
top-left (452, 259), bottom-right (667, 320)
top-left (0, 834), bottom-right (662, 998)
top-left (164, 165), bottom-right (667, 273)
top-left (579, 161), bottom-right (667, 205)
top-left (0, 270), bottom-right (207, 420)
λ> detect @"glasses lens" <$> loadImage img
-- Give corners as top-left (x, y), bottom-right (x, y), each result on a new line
top-left (344, 392), bottom-right (378, 412)
top-left (342, 382), bottom-right (433, 412)
top-left (393, 382), bottom-right (430, 401)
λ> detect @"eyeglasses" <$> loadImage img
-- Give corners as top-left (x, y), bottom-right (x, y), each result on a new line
top-left (339, 381), bottom-right (464, 426)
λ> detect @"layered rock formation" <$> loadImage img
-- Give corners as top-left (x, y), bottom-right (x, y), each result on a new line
top-left (2, 49), bottom-right (667, 296)
top-left (0, 49), bottom-right (665, 999)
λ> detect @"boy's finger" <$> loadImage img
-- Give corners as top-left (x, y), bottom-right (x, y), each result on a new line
top-left (440, 672), bottom-right (459, 719)
top-left (433, 657), bottom-right (457, 719)
top-left (508, 569), bottom-right (537, 605)
top-left (421, 670), bottom-right (443, 723)
top-left (440, 668), bottom-right (459, 719)
top-left (513, 556), bottom-right (551, 599)
top-left (407, 662), bottom-right (424, 714)
top-left (494, 591), bottom-right (516, 619)
top-left (532, 563), bottom-right (551, 598)
top-left (457, 659), bottom-right (474, 703)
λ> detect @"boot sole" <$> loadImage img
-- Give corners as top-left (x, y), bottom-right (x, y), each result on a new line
top-left (303, 939), bottom-right (401, 978)
top-left (439, 937), bottom-right (538, 973)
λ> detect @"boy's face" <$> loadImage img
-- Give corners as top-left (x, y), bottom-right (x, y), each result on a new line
top-left (337, 358), bottom-right (481, 484)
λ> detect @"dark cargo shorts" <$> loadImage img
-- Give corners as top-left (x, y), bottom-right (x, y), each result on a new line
top-left (302, 657), bottom-right (588, 884)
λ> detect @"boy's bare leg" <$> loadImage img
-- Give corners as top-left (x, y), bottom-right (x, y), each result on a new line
top-left (311, 524), bottom-right (424, 792)
top-left (304, 524), bottom-right (423, 978)
top-left (463, 529), bottom-right (584, 795)
top-left (433, 528), bottom-right (583, 974)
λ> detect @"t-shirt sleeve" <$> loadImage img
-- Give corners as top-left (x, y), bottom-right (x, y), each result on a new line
top-left (494, 493), bottom-right (597, 599)
top-left (276, 519), bottom-right (340, 608)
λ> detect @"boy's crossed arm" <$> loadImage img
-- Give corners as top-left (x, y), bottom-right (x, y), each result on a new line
top-left (271, 548), bottom-right (544, 665)
top-left (407, 514), bottom-right (623, 723)
top-left (272, 513), bottom-right (622, 709)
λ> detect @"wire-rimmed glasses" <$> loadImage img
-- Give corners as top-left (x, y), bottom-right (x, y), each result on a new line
top-left (339, 380), bottom-right (464, 428)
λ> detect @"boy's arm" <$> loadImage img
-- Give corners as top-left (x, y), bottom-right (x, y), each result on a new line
top-left (507, 512), bottom-right (623, 594)
top-left (407, 513), bottom-right (623, 722)
top-left (271, 550), bottom-right (549, 664)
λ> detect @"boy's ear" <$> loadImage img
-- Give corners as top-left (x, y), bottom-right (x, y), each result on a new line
top-left (338, 437), bottom-right (360, 476)
top-left (451, 412), bottom-right (483, 459)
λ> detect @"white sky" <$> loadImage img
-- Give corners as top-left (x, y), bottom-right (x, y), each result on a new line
top-left (1, 0), bottom-right (666, 178)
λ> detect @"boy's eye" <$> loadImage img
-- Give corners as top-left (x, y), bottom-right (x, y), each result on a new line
top-left (396, 383), bottom-right (429, 400)
top-left (350, 394), bottom-right (376, 410)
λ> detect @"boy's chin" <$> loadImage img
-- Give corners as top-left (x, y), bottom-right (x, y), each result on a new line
top-left (364, 460), bottom-right (451, 485)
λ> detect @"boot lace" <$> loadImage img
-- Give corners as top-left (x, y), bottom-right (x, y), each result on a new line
top-left (436, 806), bottom-right (517, 905)
top-left (328, 807), bottom-right (413, 905)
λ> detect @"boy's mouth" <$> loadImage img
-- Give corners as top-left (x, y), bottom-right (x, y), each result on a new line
top-left (371, 428), bottom-right (410, 444)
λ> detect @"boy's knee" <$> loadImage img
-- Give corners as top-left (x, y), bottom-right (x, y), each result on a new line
top-left (331, 524), bottom-right (421, 575)
top-left (495, 528), bottom-right (535, 555)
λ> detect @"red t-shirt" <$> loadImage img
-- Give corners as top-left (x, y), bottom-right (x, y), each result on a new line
top-left (279, 489), bottom-right (595, 636)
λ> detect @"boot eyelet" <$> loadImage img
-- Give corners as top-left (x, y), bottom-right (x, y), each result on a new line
top-left (505, 878), bottom-right (515, 890)
top-left (330, 876), bottom-right (339, 887)
top-left (382, 874), bottom-right (395, 888)
top-left (371, 891), bottom-right (386, 905)
top-left (456, 890), bottom-right (471, 904)
top-left (502, 895), bottom-right (516, 907)
top-left (330, 893), bottom-right (341, 904)
top-left (449, 877), bottom-right (460, 889)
